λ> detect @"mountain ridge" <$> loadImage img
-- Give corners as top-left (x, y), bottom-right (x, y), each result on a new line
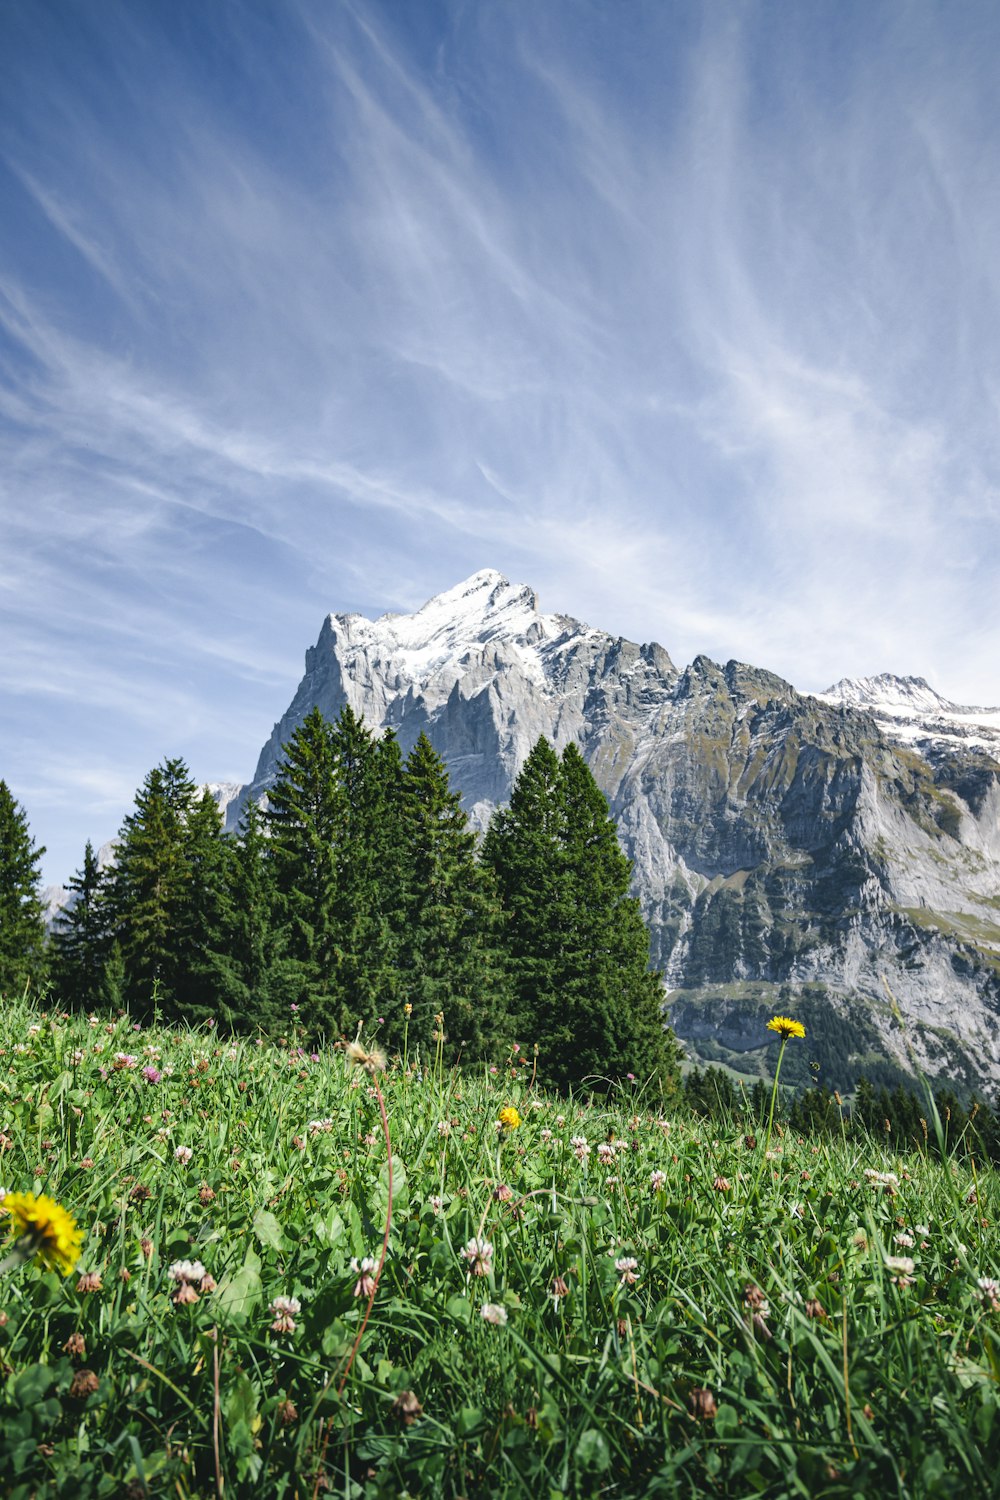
top-left (225, 571), bottom-right (1000, 1092)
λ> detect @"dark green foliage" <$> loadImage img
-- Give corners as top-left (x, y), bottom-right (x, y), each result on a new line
top-left (327, 708), bottom-right (404, 1027)
top-left (106, 758), bottom-right (197, 1020)
top-left (50, 841), bottom-right (110, 1008)
top-left (217, 799), bottom-right (284, 1029)
top-left (483, 737), bottom-right (680, 1092)
top-left (0, 779), bottom-right (47, 997)
top-left (388, 733), bottom-right (508, 1061)
top-left (172, 791), bottom-right (235, 1024)
top-left (265, 707), bottom-right (344, 1032)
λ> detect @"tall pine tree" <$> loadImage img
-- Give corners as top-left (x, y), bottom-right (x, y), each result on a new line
top-left (265, 708), bottom-right (344, 1032)
top-left (390, 732), bottom-right (508, 1060)
top-left (107, 758), bottom-right (197, 1019)
top-left (0, 780), bottom-right (47, 997)
top-left (483, 738), bottom-right (678, 1092)
top-left (51, 840), bottom-right (110, 1008)
top-left (216, 799), bottom-right (283, 1030)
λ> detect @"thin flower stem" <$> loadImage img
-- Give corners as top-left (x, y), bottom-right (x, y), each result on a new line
top-left (312, 1072), bottom-right (394, 1500)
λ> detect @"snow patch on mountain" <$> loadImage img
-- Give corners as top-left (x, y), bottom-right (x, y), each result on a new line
top-left (817, 674), bottom-right (1000, 756)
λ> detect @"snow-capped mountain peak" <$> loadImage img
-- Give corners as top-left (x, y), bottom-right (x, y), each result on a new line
top-left (821, 674), bottom-right (960, 717)
top-left (817, 673), bottom-right (1000, 755)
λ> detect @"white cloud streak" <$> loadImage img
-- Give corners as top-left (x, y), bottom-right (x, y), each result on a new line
top-left (1, 0), bottom-right (999, 882)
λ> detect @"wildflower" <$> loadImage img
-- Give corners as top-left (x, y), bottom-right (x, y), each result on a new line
top-left (200, 1272), bottom-right (217, 1292)
top-left (64, 1332), bottom-right (86, 1359)
top-left (863, 1169), bottom-right (899, 1191)
top-left (437, 1121), bottom-right (451, 1137)
top-left (173, 1281), bottom-right (199, 1305)
top-left (277, 1398), bottom-right (298, 1426)
top-left (112, 1052), bottom-right (138, 1070)
top-left (351, 1255), bottom-right (377, 1298)
top-left (168, 1259), bottom-right (207, 1285)
top-left (199, 1184), bottom-right (215, 1204)
top-left (713, 1176), bottom-right (731, 1193)
top-left (309, 1118), bottom-right (333, 1135)
top-left (551, 1274), bottom-right (570, 1302)
top-left (884, 1255), bottom-right (915, 1277)
top-left (0, 1191), bottom-right (82, 1277)
top-left (428, 1195), bottom-right (443, 1214)
top-left (481, 1302), bottom-right (508, 1325)
top-left (804, 1298), bottom-right (827, 1320)
top-left (391, 1389), bottom-right (423, 1424)
top-left (915, 1224), bottom-right (930, 1238)
top-left (688, 1387), bottom-right (717, 1420)
top-left (540, 1128), bottom-right (553, 1142)
top-left (79, 1158), bottom-right (95, 1171)
top-left (269, 1294), bottom-right (301, 1334)
top-left (650, 1170), bottom-right (667, 1191)
top-left (460, 1238), bottom-right (494, 1277)
top-left (346, 1040), bottom-right (386, 1076)
top-left (766, 1016), bottom-right (806, 1041)
top-left (174, 1146), bottom-right (193, 1165)
top-left (498, 1107), bottom-right (521, 1131)
top-left (141, 1066), bottom-right (162, 1084)
top-left (615, 1256), bottom-right (639, 1286)
top-left (75, 1270), bottom-right (102, 1294)
top-left (570, 1135), bottom-right (590, 1161)
top-left (597, 1142), bottom-right (616, 1164)
top-left (403, 1003), bottom-right (413, 1017)
top-left (493, 1183), bottom-right (513, 1202)
top-left (977, 1276), bottom-right (1000, 1310)
top-left (68, 1369), bottom-right (100, 1401)
top-left (894, 1232), bottom-right (914, 1248)
top-left (140, 1237), bottom-right (154, 1260)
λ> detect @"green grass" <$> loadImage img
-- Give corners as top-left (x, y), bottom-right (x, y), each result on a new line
top-left (1, 1001), bottom-right (999, 1498)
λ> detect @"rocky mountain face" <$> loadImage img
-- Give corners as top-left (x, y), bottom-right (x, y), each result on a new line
top-left (232, 570), bottom-right (1000, 1094)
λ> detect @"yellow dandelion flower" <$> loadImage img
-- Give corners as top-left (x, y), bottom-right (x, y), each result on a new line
top-left (2, 1192), bottom-right (82, 1277)
top-left (766, 1015), bottom-right (806, 1041)
top-left (498, 1106), bottom-right (521, 1130)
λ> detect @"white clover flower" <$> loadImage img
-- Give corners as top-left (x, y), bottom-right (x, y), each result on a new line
top-left (174, 1145), bottom-right (193, 1165)
top-left (168, 1259), bottom-right (207, 1284)
top-left (481, 1302), bottom-right (508, 1325)
top-left (460, 1238), bottom-right (494, 1276)
top-left (649, 1170), bottom-right (667, 1190)
top-left (894, 1232), bottom-right (915, 1248)
top-left (884, 1255), bottom-right (915, 1276)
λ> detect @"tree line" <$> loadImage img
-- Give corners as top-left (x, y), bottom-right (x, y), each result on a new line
top-left (683, 1064), bottom-right (1000, 1166)
top-left (0, 709), bottom-right (679, 1092)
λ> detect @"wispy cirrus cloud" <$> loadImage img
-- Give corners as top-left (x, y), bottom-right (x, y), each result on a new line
top-left (1, 0), bottom-right (999, 882)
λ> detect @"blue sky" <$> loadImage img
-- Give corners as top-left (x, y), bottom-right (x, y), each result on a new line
top-left (2, 0), bottom-right (999, 886)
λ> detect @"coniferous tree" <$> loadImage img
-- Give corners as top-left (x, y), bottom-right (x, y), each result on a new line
top-left (219, 799), bottom-right (283, 1030)
top-left (51, 841), bottom-right (110, 1008)
top-left (327, 708), bottom-right (401, 1027)
top-left (266, 708), bottom-right (343, 1032)
top-left (173, 790), bottom-right (234, 1022)
top-left (107, 758), bottom-right (197, 1018)
top-left (0, 780), bottom-right (47, 997)
top-left (483, 737), bottom-right (679, 1092)
top-left (389, 732), bottom-right (508, 1060)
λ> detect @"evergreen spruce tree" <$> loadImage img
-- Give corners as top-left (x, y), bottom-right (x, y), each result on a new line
top-left (483, 737), bottom-right (678, 1092)
top-left (51, 841), bottom-right (110, 1008)
top-left (220, 798), bottom-right (283, 1031)
top-left (390, 732), bottom-right (508, 1061)
top-left (327, 707), bottom-right (401, 1026)
top-left (265, 708), bottom-right (343, 1033)
top-left (0, 780), bottom-right (47, 997)
top-left (173, 791), bottom-right (234, 1023)
top-left (107, 758), bottom-right (197, 1019)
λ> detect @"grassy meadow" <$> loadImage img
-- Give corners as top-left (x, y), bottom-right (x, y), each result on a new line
top-left (1, 1001), bottom-right (999, 1498)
